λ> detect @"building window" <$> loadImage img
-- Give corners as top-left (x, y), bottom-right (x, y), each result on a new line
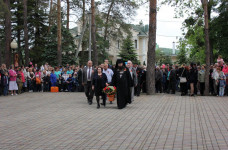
top-left (135, 40), bottom-right (137, 49)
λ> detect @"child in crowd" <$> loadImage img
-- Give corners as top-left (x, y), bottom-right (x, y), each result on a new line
top-left (16, 74), bottom-right (23, 94)
top-left (219, 75), bottom-right (226, 97)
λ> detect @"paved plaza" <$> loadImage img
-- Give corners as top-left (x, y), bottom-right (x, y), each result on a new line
top-left (1, 93), bottom-right (228, 150)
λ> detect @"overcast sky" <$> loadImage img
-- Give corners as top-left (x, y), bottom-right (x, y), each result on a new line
top-left (130, 4), bottom-right (185, 49)
top-left (69, 3), bottom-right (186, 49)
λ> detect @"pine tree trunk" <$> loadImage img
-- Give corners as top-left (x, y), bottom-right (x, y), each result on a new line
top-left (57, 0), bottom-right (62, 65)
top-left (81, 0), bottom-right (86, 65)
top-left (66, 0), bottom-right (69, 30)
top-left (48, 0), bottom-right (53, 33)
top-left (91, 0), bottom-right (98, 65)
top-left (202, 0), bottom-right (210, 96)
top-left (147, 0), bottom-right (156, 95)
top-left (4, 0), bottom-right (11, 67)
top-left (23, 0), bottom-right (29, 66)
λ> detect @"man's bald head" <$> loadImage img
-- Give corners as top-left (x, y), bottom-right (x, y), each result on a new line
top-left (88, 61), bottom-right (93, 67)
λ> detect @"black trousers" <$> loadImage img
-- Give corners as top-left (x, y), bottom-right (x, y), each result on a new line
top-left (155, 79), bottom-right (162, 93)
top-left (180, 82), bottom-right (187, 95)
top-left (194, 82), bottom-right (198, 95)
top-left (84, 81), bottom-right (94, 103)
top-left (200, 82), bottom-right (205, 95)
top-left (168, 80), bottom-right (176, 94)
top-left (134, 84), bottom-right (141, 96)
top-left (96, 93), bottom-right (106, 106)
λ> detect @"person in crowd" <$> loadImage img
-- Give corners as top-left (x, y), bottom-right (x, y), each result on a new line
top-left (82, 60), bottom-right (95, 105)
top-left (209, 65), bottom-right (214, 95)
top-left (55, 67), bottom-right (61, 80)
top-left (217, 55), bottom-right (224, 68)
top-left (212, 65), bottom-right (220, 96)
top-left (66, 74), bottom-right (73, 92)
top-left (43, 71), bottom-right (50, 92)
top-left (175, 65), bottom-right (180, 91)
top-left (67, 67), bottom-right (73, 75)
top-left (104, 59), bottom-right (112, 69)
top-left (167, 66), bottom-right (177, 94)
top-left (103, 63), bottom-right (114, 104)
top-left (198, 65), bottom-right (206, 96)
top-left (92, 67), bottom-right (108, 109)
top-left (50, 69), bottom-right (57, 87)
top-left (179, 64), bottom-right (188, 96)
top-left (72, 71), bottom-right (79, 92)
top-left (222, 63), bottom-right (228, 95)
top-left (16, 74), bottom-right (23, 94)
top-left (2, 72), bottom-right (9, 96)
top-left (9, 65), bottom-right (18, 96)
top-left (103, 63), bottom-right (114, 84)
top-left (0, 64), bottom-right (8, 95)
top-left (134, 63), bottom-right (142, 96)
top-left (162, 67), bottom-right (168, 93)
top-left (100, 64), bottom-right (104, 69)
top-left (216, 67), bottom-right (225, 96)
top-left (35, 69), bottom-right (42, 92)
top-left (219, 74), bottom-right (226, 97)
top-left (155, 66), bottom-right (163, 93)
top-left (62, 70), bottom-right (69, 91)
top-left (141, 66), bottom-right (147, 93)
top-left (77, 65), bottom-right (84, 92)
top-left (22, 66), bottom-right (27, 92)
top-left (127, 60), bottom-right (137, 102)
top-left (189, 63), bottom-right (198, 96)
top-left (111, 59), bottom-right (131, 109)
top-left (193, 64), bottom-right (198, 95)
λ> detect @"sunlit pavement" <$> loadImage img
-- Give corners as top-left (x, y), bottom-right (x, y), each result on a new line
top-left (1, 92), bottom-right (228, 150)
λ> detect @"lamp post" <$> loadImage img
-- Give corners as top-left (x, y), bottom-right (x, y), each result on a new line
top-left (10, 39), bottom-right (18, 67)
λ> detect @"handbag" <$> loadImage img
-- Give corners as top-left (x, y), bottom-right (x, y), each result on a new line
top-left (180, 68), bottom-right (187, 83)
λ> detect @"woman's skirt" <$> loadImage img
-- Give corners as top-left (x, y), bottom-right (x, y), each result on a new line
top-left (9, 81), bottom-right (18, 91)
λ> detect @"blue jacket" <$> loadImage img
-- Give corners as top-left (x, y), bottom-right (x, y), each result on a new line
top-left (50, 73), bottom-right (57, 84)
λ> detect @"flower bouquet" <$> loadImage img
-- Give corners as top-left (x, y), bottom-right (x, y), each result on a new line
top-left (103, 86), bottom-right (116, 101)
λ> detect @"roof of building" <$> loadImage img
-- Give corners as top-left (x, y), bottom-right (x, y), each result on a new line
top-left (130, 24), bottom-right (149, 36)
top-left (159, 47), bottom-right (180, 56)
top-left (69, 27), bottom-right (78, 36)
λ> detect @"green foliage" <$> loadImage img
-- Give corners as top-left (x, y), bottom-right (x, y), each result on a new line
top-left (155, 49), bottom-right (165, 65)
top-left (211, 1), bottom-right (228, 62)
top-left (42, 25), bottom-right (77, 66)
top-left (118, 35), bottom-right (139, 64)
top-left (177, 39), bottom-right (188, 64)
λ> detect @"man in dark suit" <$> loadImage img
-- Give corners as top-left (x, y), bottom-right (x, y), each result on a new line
top-left (82, 61), bottom-right (95, 105)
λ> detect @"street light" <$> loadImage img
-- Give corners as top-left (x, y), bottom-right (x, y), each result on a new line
top-left (10, 39), bottom-right (18, 67)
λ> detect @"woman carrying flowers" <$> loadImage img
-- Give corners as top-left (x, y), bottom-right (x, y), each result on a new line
top-left (92, 67), bottom-right (108, 109)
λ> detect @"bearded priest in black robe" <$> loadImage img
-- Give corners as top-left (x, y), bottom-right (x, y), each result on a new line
top-left (111, 59), bottom-right (132, 109)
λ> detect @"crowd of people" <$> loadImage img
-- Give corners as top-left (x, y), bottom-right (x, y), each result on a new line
top-left (0, 56), bottom-right (227, 109)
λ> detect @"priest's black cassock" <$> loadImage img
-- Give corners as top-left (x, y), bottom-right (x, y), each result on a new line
top-left (111, 59), bottom-right (132, 109)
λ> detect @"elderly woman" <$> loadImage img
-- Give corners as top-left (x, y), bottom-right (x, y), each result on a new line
top-left (9, 65), bottom-right (18, 96)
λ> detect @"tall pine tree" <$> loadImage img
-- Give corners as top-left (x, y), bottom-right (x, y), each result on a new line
top-left (118, 35), bottom-right (139, 64)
